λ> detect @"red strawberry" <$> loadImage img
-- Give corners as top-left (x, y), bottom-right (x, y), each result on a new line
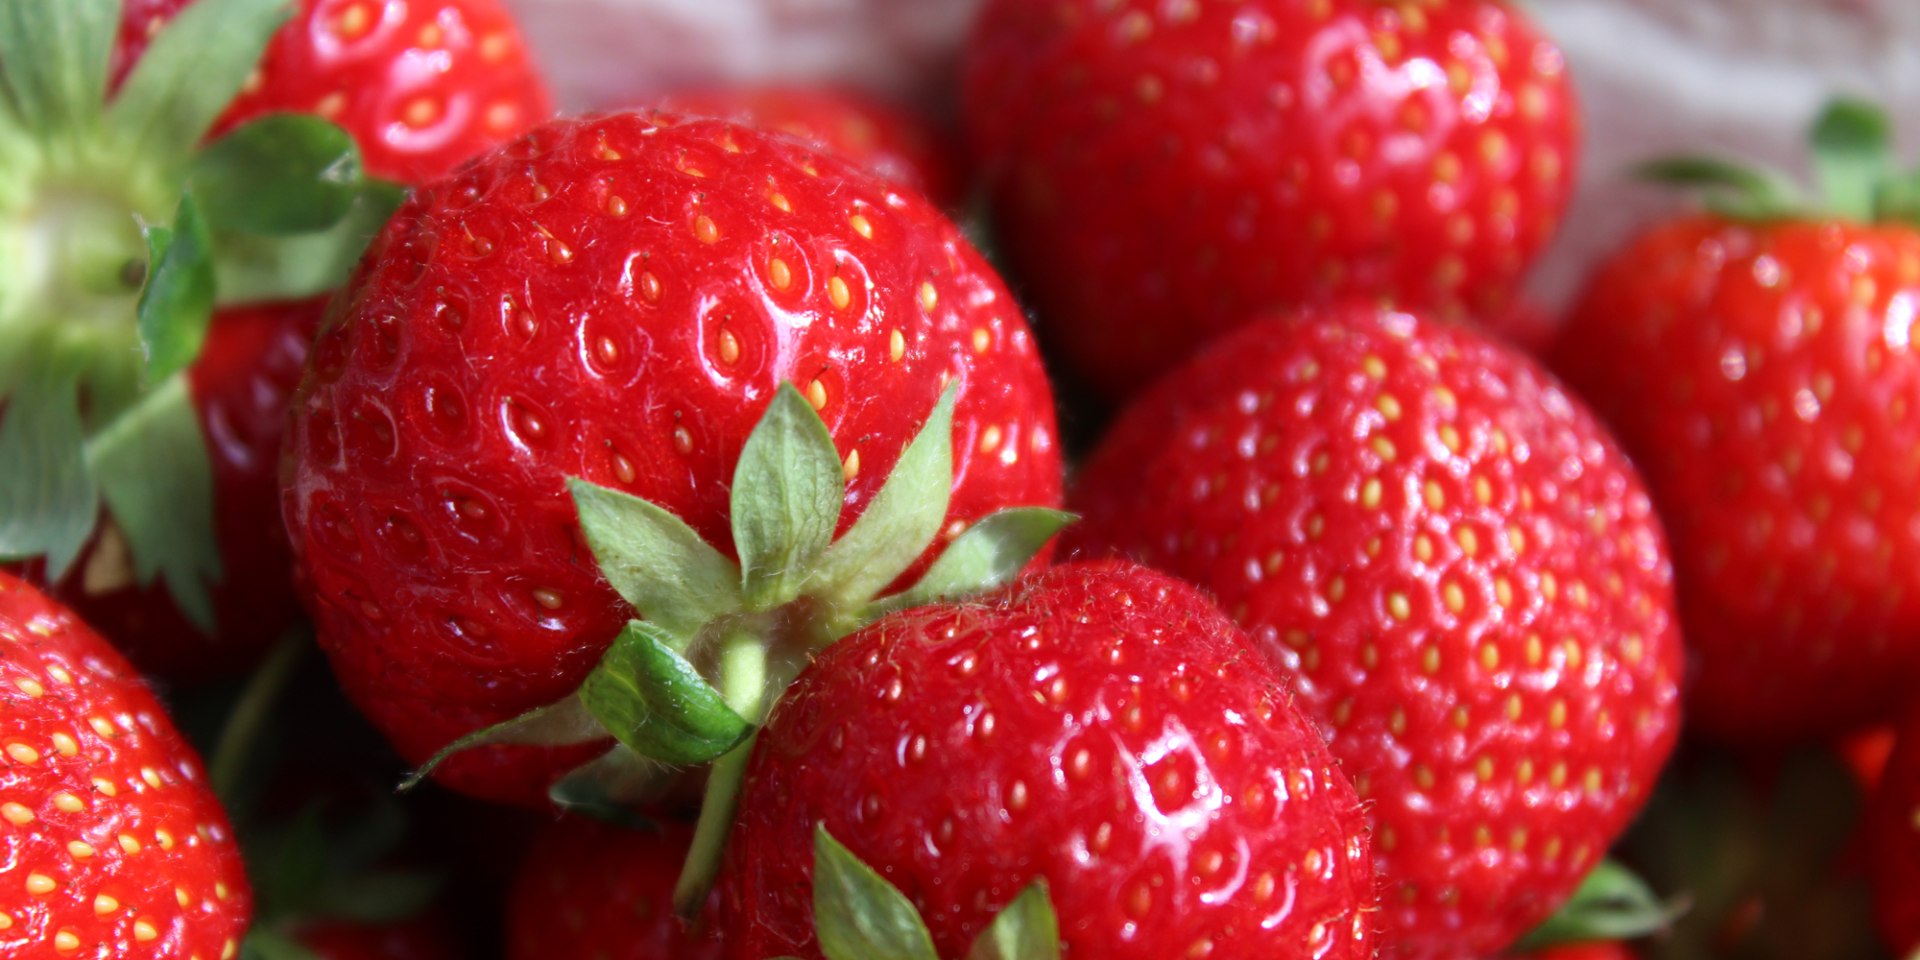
top-left (649, 87), bottom-right (962, 209)
top-left (1551, 101), bottom-right (1920, 742)
top-left (1868, 709), bottom-right (1920, 956)
top-left (1064, 304), bottom-right (1684, 958)
top-left (718, 561), bottom-right (1377, 960)
top-left (3, 0), bottom-right (550, 683)
top-left (963, 0), bottom-right (1579, 402)
top-left (506, 819), bottom-right (722, 960)
top-left (282, 110), bottom-right (1064, 809)
top-left (0, 572), bottom-right (250, 957)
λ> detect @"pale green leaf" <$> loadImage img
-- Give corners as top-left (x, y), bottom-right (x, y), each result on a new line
top-left (107, 0), bottom-right (292, 160)
top-left (732, 383), bottom-right (844, 609)
top-left (398, 694), bottom-right (607, 791)
top-left (967, 881), bottom-right (1061, 960)
top-left (191, 114), bottom-right (363, 235)
top-left (137, 192), bottom-right (215, 384)
top-left (569, 478), bottom-right (743, 640)
top-left (579, 619), bottom-right (753, 766)
top-left (813, 825), bottom-right (940, 960)
top-left (0, 0), bottom-right (118, 136)
top-left (0, 369), bottom-right (99, 577)
top-left (808, 385), bottom-right (956, 610)
top-left (871, 508), bottom-right (1074, 618)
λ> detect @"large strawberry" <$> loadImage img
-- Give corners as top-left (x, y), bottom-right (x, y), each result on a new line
top-left (718, 561), bottom-right (1377, 960)
top-left (506, 818), bottom-right (722, 960)
top-left (1064, 304), bottom-right (1684, 958)
top-left (0, 0), bottom-right (550, 682)
top-left (282, 111), bottom-right (1064, 819)
top-left (963, 0), bottom-right (1579, 403)
top-left (1868, 708), bottom-right (1920, 956)
top-left (1553, 100), bottom-right (1920, 742)
top-left (0, 572), bottom-right (250, 957)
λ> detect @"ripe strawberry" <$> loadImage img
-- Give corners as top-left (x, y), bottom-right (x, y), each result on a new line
top-left (1868, 709), bottom-right (1920, 956)
top-left (1551, 101), bottom-right (1920, 742)
top-left (649, 87), bottom-right (962, 208)
top-left (1064, 304), bottom-right (1684, 958)
top-left (718, 561), bottom-right (1376, 960)
top-left (2, 0), bottom-right (550, 683)
top-left (506, 819), bottom-right (722, 960)
top-left (282, 110), bottom-right (1064, 810)
top-left (963, 0), bottom-right (1579, 402)
top-left (0, 572), bottom-right (250, 957)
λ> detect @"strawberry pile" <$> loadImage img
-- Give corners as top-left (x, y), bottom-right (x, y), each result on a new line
top-left (2, 2), bottom-right (1919, 959)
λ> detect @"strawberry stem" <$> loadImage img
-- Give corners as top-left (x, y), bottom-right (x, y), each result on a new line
top-left (674, 628), bottom-right (775, 919)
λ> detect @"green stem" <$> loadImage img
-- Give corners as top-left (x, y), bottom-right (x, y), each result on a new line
top-left (674, 631), bottom-right (771, 919)
top-left (210, 629), bottom-right (309, 810)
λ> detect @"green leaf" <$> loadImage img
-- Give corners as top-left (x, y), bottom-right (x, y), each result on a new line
top-left (569, 478), bottom-right (744, 640)
top-left (812, 824), bottom-right (940, 960)
top-left (398, 694), bottom-right (608, 791)
top-left (309, 871), bottom-right (442, 925)
top-left (968, 882), bottom-right (1060, 960)
top-left (808, 385), bottom-right (957, 611)
top-left (1810, 98), bottom-right (1892, 223)
top-left (106, 0), bottom-right (292, 162)
top-left (732, 384), bottom-right (844, 610)
top-left (241, 929), bottom-right (323, 960)
top-left (214, 180), bottom-right (406, 304)
top-left (191, 114), bottom-right (364, 235)
top-left (85, 375), bottom-right (221, 629)
top-left (547, 744), bottom-right (676, 827)
top-left (580, 619), bottom-right (754, 766)
top-left (0, 0), bottom-right (118, 137)
top-left (137, 193), bottom-right (215, 384)
top-left (0, 369), bottom-right (99, 578)
top-left (871, 509), bottom-right (1074, 618)
top-left (1513, 859), bottom-right (1681, 951)
top-left (1635, 157), bottom-right (1803, 221)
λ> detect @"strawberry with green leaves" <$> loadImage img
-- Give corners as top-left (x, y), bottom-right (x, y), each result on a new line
top-left (1553, 101), bottom-right (1920, 743)
top-left (282, 110), bottom-right (1064, 847)
top-left (718, 562), bottom-right (1377, 960)
top-left (963, 0), bottom-right (1579, 403)
top-left (0, 0), bottom-right (549, 682)
top-left (0, 572), bottom-right (250, 957)
top-left (1064, 304), bottom-right (1684, 958)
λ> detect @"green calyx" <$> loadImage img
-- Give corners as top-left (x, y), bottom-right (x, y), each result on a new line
top-left (0, 0), bottom-right (404, 628)
top-left (768, 825), bottom-right (1061, 960)
top-left (1511, 859), bottom-right (1682, 953)
top-left (1638, 97), bottom-right (1920, 227)
top-left (400, 383), bottom-right (1073, 912)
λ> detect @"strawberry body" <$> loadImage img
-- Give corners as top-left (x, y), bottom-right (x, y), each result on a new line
top-left (718, 561), bottom-right (1376, 959)
top-left (1064, 305), bottom-right (1683, 958)
top-left (963, 0), bottom-right (1578, 402)
top-left (117, 0), bottom-right (552, 184)
top-left (649, 88), bottom-right (961, 208)
top-left (506, 819), bottom-right (721, 960)
top-left (0, 573), bottom-right (250, 958)
top-left (1553, 216), bottom-right (1920, 742)
top-left (1869, 710), bottom-right (1920, 955)
top-left (282, 111), bottom-right (1064, 807)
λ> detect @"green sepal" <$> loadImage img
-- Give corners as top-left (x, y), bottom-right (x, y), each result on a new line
top-left (808, 385), bottom-right (957, 610)
top-left (0, 368), bottom-right (100, 578)
top-left (1634, 157), bottom-right (1803, 222)
top-left (0, 0), bottom-right (118, 138)
top-left (1810, 98), bottom-right (1892, 223)
top-left (214, 179), bottom-right (406, 304)
top-left (865, 508), bottom-right (1075, 621)
top-left (137, 192), bottom-right (215, 384)
top-left (240, 929), bottom-right (323, 960)
top-left (732, 383), bottom-right (844, 610)
top-left (580, 619), bottom-right (754, 766)
top-left (398, 695), bottom-right (608, 791)
top-left (105, 0), bottom-right (292, 163)
top-left (1512, 859), bottom-right (1681, 952)
top-left (812, 824), bottom-right (941, 960)
top-left (190, 114), bottom-right (365, 236)
top-left (570, 478), bottom-right (745, 640)
top-left (85, 375), bottom-right (221, 629)
top-left (967, 881), bottom-right (1060, 960)
top-left (547, 744), bottom-right (676, 827)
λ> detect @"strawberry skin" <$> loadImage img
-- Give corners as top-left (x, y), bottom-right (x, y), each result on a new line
top-left (282, 111), bottom-right (1064, 807)
top-left (0, 573), bottom-right (250, 958)
top-left (1064, 305), bottom-right (1683, 958)
top-left (1553, 216), bottom-right (1920, 742)
top-left (506, 819), bottom-right (722, 960)
top-left (718, 561), bottom-right (1376, 960)
top-left (964, 0), bottom-right (1578, 402)
top-left (1868, 710), bottom-right (1920, 955)
top-left (118, 0), bottom-right (553, 184)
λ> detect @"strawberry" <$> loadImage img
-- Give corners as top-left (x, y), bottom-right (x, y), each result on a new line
top-left (1551, 101), bottom-right (1920, 742)
top-left (0, 572), bottom-right (250, 957)
top-left (1063, 304), bottom-right (1684, 958)
top-left (1, 0), bottom-right (550, 682)
top-left (718, 561), bottom-right (1377, 960)
top-left (1868, 709), bottom-right (1920, 956)
top-left (506, 818), bottom-right (722, 960)
top-left (963, 0), bottom-right (1579, 403)
top-left (649, 87), bottom-right (962, 209)
top-left (281, 110), bottom-right (1064, 817)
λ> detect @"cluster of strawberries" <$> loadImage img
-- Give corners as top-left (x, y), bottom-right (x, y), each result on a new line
top-left (3, 1), bottom-right (1919, 959)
